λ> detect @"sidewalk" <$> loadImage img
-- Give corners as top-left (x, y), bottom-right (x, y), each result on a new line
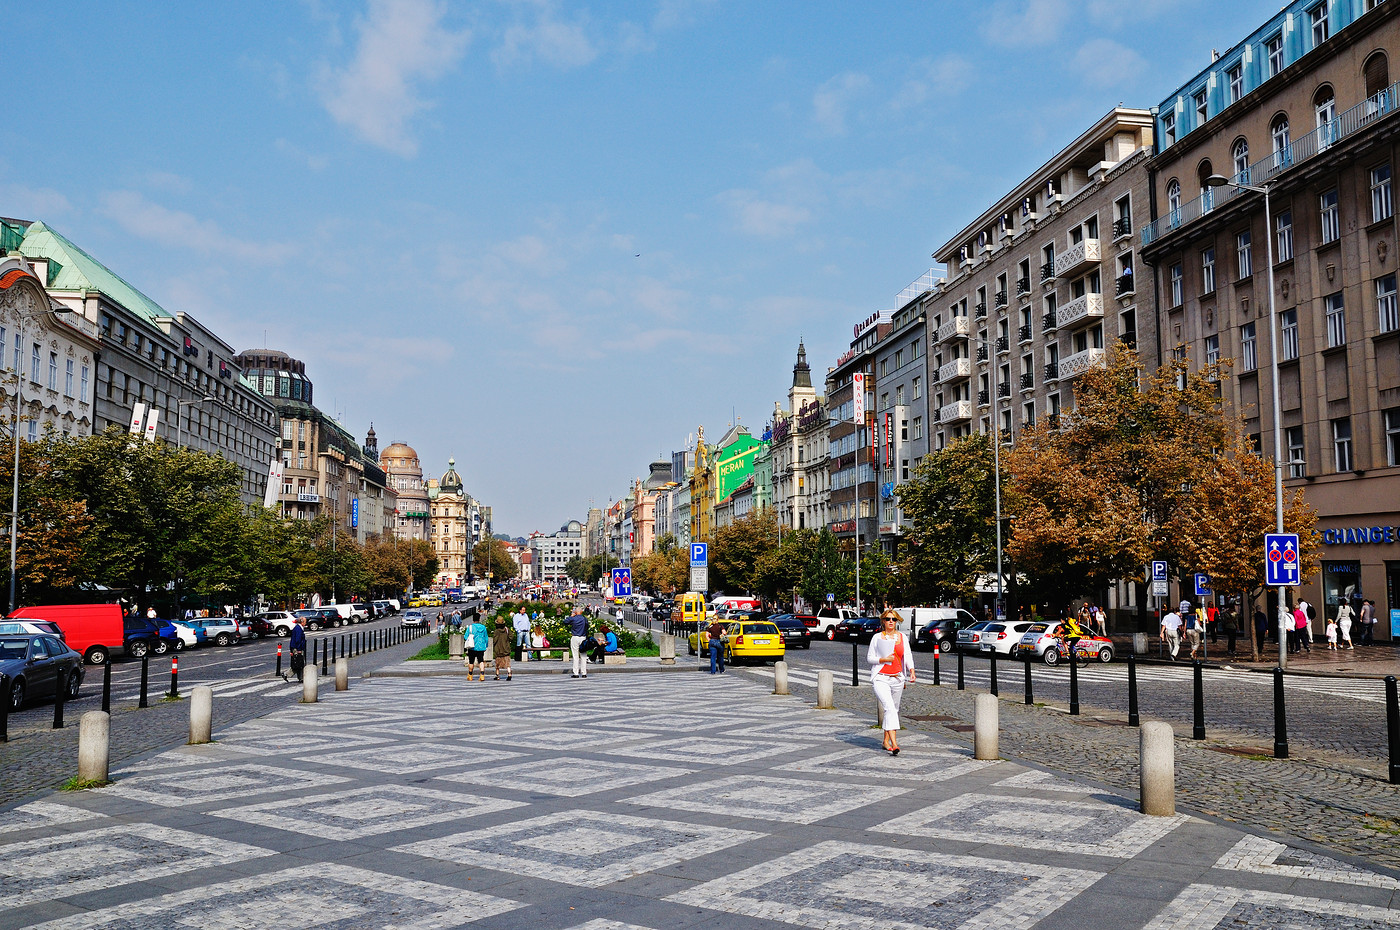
top-left (3, 664), bottom-right (1400, 928)
top-left (1112, 634), bottom-right (1400, 678)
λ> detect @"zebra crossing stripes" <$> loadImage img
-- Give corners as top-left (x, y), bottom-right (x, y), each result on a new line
top-left (113, 677), bottom-right (302, 703)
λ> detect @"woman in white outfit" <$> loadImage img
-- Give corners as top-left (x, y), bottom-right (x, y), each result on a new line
top-left (867, 612), bottom-right (916, 755)
top-left (1336, 600), bottom-right (1356, 649)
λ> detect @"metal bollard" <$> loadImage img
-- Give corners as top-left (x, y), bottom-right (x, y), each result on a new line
top-left (77, 711), bottom-right (110, 784)
top-left (1192, 661), bottom-right (1206, 740)
top-left (189, 686), bottom-right (212, 744)
top-left (52, 673), bottom-right (66, 729)
top-left (0, 673), bottom-right (8, 742)
top-left (773, 661), bottom-right (789, 695)
top-left (168, 656), bottom-right (179, 699)
top-left (1069, 652), bottom-right (1080, 715)
top-left (276, 643), bottom-right (283, 678)
top-left (989, 651), bottom-right (998, 697)
top-left (1023, 655), bottom-right (1033, 705)
top-left (850, 641), bottom-right (859, 687)
top-left (1127, 652), bottom-right (1140, 727)
top-left (101, 661), bottom-right (112, 714)
top-left (816, 670), bottom-right (835, 709)
top-left (321, 640), bottom-right (329, 676)
top-left (139, 656), bottom-right (149, 708)
top-left (957, 651), bottom-right (965, 690)
top-left (1274, 667), bottom-right (1290, 759)
top-left (1139, 721), bottom-right (1175, 816)
top-left (1387, 676), bottom-right (1399, 783)
top-left (335, 657), bottom-right (349, 691)
top-left (932, 649), bottom-right (940, 686)
top-left (974, 693), bottom-right (999, 760)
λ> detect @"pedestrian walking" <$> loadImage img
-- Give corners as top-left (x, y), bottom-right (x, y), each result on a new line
top-left (1253, 605), bottom-right (1268, 651)
top-left (1295, 603), bottom-right (1312, 653)
top-left (466, 612), bottom-right (489, 681)
top-left (512, 609), bottom-right (531, 661)
top-left (1221, 604), bottom-right (1239, 656)
top-left (1326, 616), bottom-right (1338, 649)
top-left (567, 606), bottom-right (590, 679)
top-left (1184, 608), bottom-right (1202, 660)
top-left (1361, 599), bottom-right (1376, 646)
top-left (706, 616), bottom-right (727, 674)
top-left (1160, 608), bottom-right (1183, 660)
top-left (492, 619), bottom-right (512, 681)
top-left (1336, 600), bottom-right (1355, 649)
top-left (868, 612), bottom-right (915, 755)
top-left (287, 615), bottom-right (307, 683)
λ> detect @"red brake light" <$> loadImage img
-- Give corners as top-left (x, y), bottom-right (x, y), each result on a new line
top-left (997, 632), bottom-right (1007, 639)
top-left (735, 635), bottom-right (744, 644)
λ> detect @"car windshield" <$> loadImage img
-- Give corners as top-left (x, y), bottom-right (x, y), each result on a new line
top-left (0, 638), bottom-right (30, 660)
top-left (1027, 623), bottom-right (1050, 633)
top-left (743, 623), bottom-right (780, 634)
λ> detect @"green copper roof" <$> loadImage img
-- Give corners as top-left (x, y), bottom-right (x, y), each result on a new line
top-left (18, 221), bottom-right (171, 325)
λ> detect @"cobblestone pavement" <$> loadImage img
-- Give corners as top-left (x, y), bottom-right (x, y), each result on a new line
top-left (4, 665), bottom-right (1400, 928)
top-left (0, 627), bottom-right (433, 806)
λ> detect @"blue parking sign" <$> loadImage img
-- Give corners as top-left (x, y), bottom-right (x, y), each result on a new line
top-left (1194, 573), bottom-right (1211, 597)
top-left (690, 542), bottom-right (708, 566)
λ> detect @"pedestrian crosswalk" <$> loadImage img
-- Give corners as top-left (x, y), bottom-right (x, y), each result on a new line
top-left (113, 676), bottom-right (303, 703)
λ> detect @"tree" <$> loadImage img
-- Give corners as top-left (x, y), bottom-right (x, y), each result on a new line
top-left (858, 545), bottom-right (893, 608)
top-left (473, 538), bottom-right (518, 581)
top-left (895, 433), bottom-right (1000, 604)
top-left (754, 528), bottom-right (813, 609)
top-left (0, 434), bottom-right (93, 606)
top-left (633, 545), bottom-right (688, 595)
top-left (711, 510), bottom-right (780, 594)
top-left (799, 529), bottom-right (852, 608)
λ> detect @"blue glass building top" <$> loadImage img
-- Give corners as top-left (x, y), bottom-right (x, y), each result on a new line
top-left (1155, 0), bottom-right (1381, 154)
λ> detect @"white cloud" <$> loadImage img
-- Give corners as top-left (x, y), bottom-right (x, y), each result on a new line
top-left (274, 139), bottom-right (330, 171)
top-left (1071, 38), bottom-right (1147, 87)
top-left (720, 190), bottom-right (814, 238)
top-left (97, 191), bottom-right (287, 263)
top-left (890, 55), bottom-right (972, 110)
top-left (812, 71), bottom-right (871, 136)
top-left (981, 0), bottom-right (1066, 48)
top-left (492, 3), bottom-right (597, 69)
top-left (0, 184), bottom-right (72, 220)
top-left (316, 0), bottom-right (470, 157)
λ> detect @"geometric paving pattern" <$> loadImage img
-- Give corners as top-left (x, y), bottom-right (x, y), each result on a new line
top-left (1213, 834), bottom-right (1400, 889)
top-left (604, 736), bottom-right (805, 766)
top-left (871, 792), bottom-right (1188, 857)
top-left (393, 810), bottom-right (761, 887)
top-left (1142, 885), bottom-right (1400, 929)
top-left (211, 784), bottom-right (527, 839)
top-left (440, 756), bottom-right (694, 797)
top-left (776, 746), bottom-right (993, 781)
top-left (216, 728), bottom-right (392, 756)
top-left (104, 763), bottom-right (351, 806)
top-left (992, 769), bottom-right (1092, 793)
top-left (668, 839), bottom-right (1104, 930)
top-left (0, 823), bottom-right (272, 909)
top-left (23, 864), bottom-right (522, 929)
top-left (626, 773), bottom-right (911, 824)
top-left (0, 800), bottom-right (103, 835)
top-left (300, 742), bottom-right (524, 774)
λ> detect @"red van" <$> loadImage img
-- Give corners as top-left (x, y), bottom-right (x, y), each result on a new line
top-left (9, 604), bottom-right (125, 665)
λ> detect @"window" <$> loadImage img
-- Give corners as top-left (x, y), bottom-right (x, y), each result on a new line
top-left (80, 365), bottom-right (88, 400)
top-left (26, 419), bottom-right (36, 442)
top-left (0, 327), bottom-right (5, 369)
top-left (1378, 274), bottom-right (1399, 332)
top-left (912, 417), bottom-right (923, 440)
top-left (1310, 3), bottom-right (1329, 46)
top-left (1276, 210), bottom-right (1294, 261)
top-left (1241, 322), bottom-right (1258, 371)
top-left (47, 353), bottom-right (56, 391)
top-left (1233, 139), bottom-right (1249, 180)
top-left (1167, 179), bottom-right (1181, 216)
top-left (1237, 229), bottom-right (1253, 278)
top-left (1287, 426), bottom-right (1306, 477)
top-left (896, 385), bottom-right (904, 406)
top-left (1170, 263), bottom-right (1183, 306)
top-left (1316, 88), bottom-right (1337, 147)
top-left (1386, 408), bottom-right (1400, 466)
top-left (1163, 110), bottom-right (1176, 146)
top-left (1228, 64), bottom-right (1244, 103)
top-left (1333, 418), bottom-right (1352, 472)
top-left (1205, 334), bottom-right (1220, 367)
top-left (1194, 89), bottom-right (1208, 127)
top-left (1325, 292), bottom-right (1346, 347)
top-left (1266, 34), bottom-right (1284, 77)
top-left (1372, 165), bottom-right (1393, 222)
top-left (912, 376), bottom-right (921, 399)
top-left (64, 359), bottom-right (73, 397)
top-left (30, 344), bottom-right (39, 383)
top-left (880, 359), bottom-right (887, 378)
top-left (1320, 189), bottom-right (1340, 243)
top-left (895, 350), bottom-right (903, 369)
top-left (1282, 308), bottom-right (1299, 360)
top-left (1201, 248), bottom-right (1216, 294)
top-left (1271, 115), bottom-right (1291, 167)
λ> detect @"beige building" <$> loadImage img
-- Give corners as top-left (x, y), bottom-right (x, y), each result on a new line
top-left (770, 342), bottom-right (829, 531)
top-left (428, 460), bottom-right (473, 587)
top-left (381, 442), bottom-right (429, 540)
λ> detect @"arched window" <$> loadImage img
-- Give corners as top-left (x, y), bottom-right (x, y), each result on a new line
top-left (1167, 179), bottom-right (1182, 227)
top-left (1198, 160), bottom-right (1215, 210)
top-left (1365, 52), bottom-right (1391, 119)
top-left (1232, 138), bottom-right (1250, 180)
top-left (1271, 114), bottom-right (1291, 171)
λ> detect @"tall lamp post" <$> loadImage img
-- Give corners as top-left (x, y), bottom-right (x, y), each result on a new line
top-left (9, 304), bottom-right (75, 613)
top-left (977, 332), bottom-right (1006, 622)
top-left (1206, 174), bottom-right (1288, 669)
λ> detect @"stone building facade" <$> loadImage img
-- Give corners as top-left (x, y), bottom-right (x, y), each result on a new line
top-left (381, 442), bottom-right (430, 540)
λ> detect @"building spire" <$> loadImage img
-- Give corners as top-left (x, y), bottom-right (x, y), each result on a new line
top-left (792, 339), bottom-right (812, 389)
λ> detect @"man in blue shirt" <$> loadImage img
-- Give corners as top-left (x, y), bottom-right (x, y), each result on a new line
top-left (287, 616), bottom-right (308, 682)
top-left (568, 606), bottom-right (590, 679)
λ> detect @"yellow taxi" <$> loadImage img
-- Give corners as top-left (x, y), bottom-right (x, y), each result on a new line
top-left (408, 596), bottom-right (425, 608)
top-left (688, 619), bottom-right (785, 665)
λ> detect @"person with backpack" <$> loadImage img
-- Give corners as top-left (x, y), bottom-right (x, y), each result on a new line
top-left (1184, 607), bottom-right (1202, 660)
top-left (465, 611), bottom-right (489, 681)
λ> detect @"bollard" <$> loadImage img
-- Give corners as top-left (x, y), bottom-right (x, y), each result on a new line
top-left (773, 660), bottom-right (789, 695)
top-left (1127, 652), bottom-right (1140, 727)
top-left (1133, 631), bottom-right (1148, 655)
top-left (850, 641), bottom-right (859, 687)
top-left (957, 651), bottom-right (965, 690)
top-left (658, 633), bottom-right (676, 665)
top-left (1023, 655), bottom-right (1033, 705)
top-left (989, 651), bottom-right (998, 697)
top-left (816, 670), bottom-right (835, 709)
top-left (52, 674), bottom-right (65, 729)
top-left (0, 673), bottom-right (8, 742)
top-left (932, 649), bottom-right (941, 686)
top-left (77, 711), bottom-right (110, 784)
top-left (275, 643), bottom-right (283, 678)
top-left (168, 656), bottom-right (179, 699)
top-left (189, 686), bottom-right (212, 744)
top-left (974, 693), bottom-right (999, 760)
top-left (335, 657), bottom-right (349, 691)
top-left (1192, 661), bottom-right (1206, 740)
top-left (1139, 721), bottom-right (1175, 816)
top-left (448, 632), bottom-right (464, 660)
top-left (333, 637), bottom-right (340, 664)
top-left (100, 661), bottom-right (111, 714)
top-left (139, 656), bottom-right (149, 708)
top-left (321, 640), bottom-right (329, 676)
top-left (302, 664), bottom-right (319, 703)
top-left (1068, 650), bottom-right (1080, 715)
top-left (1387, 676), bottom-right (1399, 783)
top-left (1274, 667), bottom-right (1290, 759)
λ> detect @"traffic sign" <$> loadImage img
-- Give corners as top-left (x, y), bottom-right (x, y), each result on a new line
top-left (1265, 533), bottom-right (1300, 586)
top-left (1151, 561), bottom-right (1168, 582)
top-left (1194, 573), bottom-right (1211, 597)
top-left (690, 542), bottom-right (708, 566)
top-left (689, 565), bottom-right (708, 593)
top-left (611, 567), bottom-right (632, 597)
top-left (1151, 581), bottom-right (1169, 597)
top-left (826, 593), bottom-right (835, 602)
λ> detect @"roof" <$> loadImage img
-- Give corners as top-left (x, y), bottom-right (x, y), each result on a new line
top-left (18, 221), bottom-right (173, 325)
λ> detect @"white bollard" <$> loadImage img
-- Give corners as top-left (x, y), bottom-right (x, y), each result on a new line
top-left (816, 669), bottom-right (835, 709)
top-left (189, 686), bottom-right (212, 744)
top-left (448, 632), bottom-right (464, 660)
top-left (335, 657), bottom-right (349, 691)
top-left (659, 633), bottom-right (676, 665)
top-left (77, 711), bottom-right (109, 784)
top-left (974, 693), bottom-right (999, 760)
top-left (773, 661), bottom-right (789, 695)
top-left (1140, 721), bottom-right (1176, 816)
top-left (302, 665), bottom-right (318, 703)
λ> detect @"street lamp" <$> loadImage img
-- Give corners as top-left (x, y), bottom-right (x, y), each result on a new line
top-left (976, 332), bottom-right (1006, 623)
top-left (175, 395), bottom-right (216, 450)
top-left (9, 304), bottom-right (75, 613)
top-left (1206, 173), bottom-right (1288, 669)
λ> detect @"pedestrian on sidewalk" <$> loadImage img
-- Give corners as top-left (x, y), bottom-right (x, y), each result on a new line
top-left (1254, 605), bottom-right (1268, 651)
top-left (868, 612), bottom-right (915, 755)
top-left (1160, 608), bottom-right (1182, 661)
top-left (1337, 600), bottom-right (1355, 649)
top-left (512, 609), bottom-right (531, 661)
top-left (1295, 603), bottom-right (1312, 654)
top-left (1185, 608), bottom-right (1203, 660)
top-left (492, 619), bottom-right (513, 681)
top-left (567, 606), bottom-right (590, 679)
top-left (288, 615), bottom-right (307, 682)
top-left (706, 616), bottom-right (727, 674)
top-left (1361, 599), bottom-right (1376, 646)
top-left (466, 611), bottom-right (489, 681)
top-left (1221, 604), bottom-right (1238, 656)
top-left (1326, 615), bottom-right (1338, 649)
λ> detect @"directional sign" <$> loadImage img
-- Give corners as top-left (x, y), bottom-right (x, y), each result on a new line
top-left (1194, 573), bottom-right (1211, 597)
top-left (611, 567), bottom-right (632, 597)
top-left (690, 542), bottom-right (708, 566)
top-left (1265, 533), bottom-right (1300, 586)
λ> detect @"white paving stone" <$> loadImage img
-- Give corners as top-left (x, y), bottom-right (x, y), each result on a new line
top-left (0, 800), bottom-right (103, 835)
top-left (605, 735), bottom-right (804, 766)
top-left (627, 773), bottom-right (911, 824)
top-left (302, 741), bottom-right (524, 774)
top-left (1143, 884), bottom-right (1400, 929)
top-left (777, 745), bottom-right (995, 781)
top-left (211, 784), bottom-right (526, 839)
top-left (440, 756), bottom-right (694, 797)
top-left (105, 762), bottom-right (351, 806)
top-left (1214, 834), bottom-right (1400, 889)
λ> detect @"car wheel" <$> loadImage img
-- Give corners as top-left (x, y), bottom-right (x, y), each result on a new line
top-left (8, 678), bottom-right (24, 711)
top-left (152, 639), bottom-right (170, 655)
top-left (825, 628), bottom-right (836, 641)
top-left (66, 670), bottom-right (81, 700)
top-left (1043, 647), bottom-right (1061, 666)
top-left (938, 640), bottom-right (953, 654)
top-left (335, 619), bottom-right (345, 628)
top-left (215, 633), bottom-right (233, 647)
top-left (85, 646), bottom-right (108, 666)
top-left (174, 638), bottom-right (185, 651)
top-left (1097, 646), bottom-right (1114, 663)
top-left (129, 640), bottom-right (149, 659)
top-left (276, 626), bottom-right (291, 637)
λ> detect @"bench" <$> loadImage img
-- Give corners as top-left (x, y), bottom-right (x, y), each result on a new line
top-left (603, 653), bottom-right (627, 665)
top-left (521, 646), bottom-right (568, 661)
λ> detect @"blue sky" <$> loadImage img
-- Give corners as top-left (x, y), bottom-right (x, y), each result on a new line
top-left (2, 0), bottom-right (1268, 536)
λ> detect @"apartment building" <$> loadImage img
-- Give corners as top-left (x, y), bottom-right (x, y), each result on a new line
top-left (770, 342), bottom-right (829, 532)
top-left (1140, 0), bottom-right (1400, 635)
top-left (826, 315), bottom-right (891, 556)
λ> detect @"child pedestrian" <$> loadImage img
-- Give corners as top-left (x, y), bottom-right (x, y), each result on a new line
top-left (1326, 616), bottom-right (1338, 649)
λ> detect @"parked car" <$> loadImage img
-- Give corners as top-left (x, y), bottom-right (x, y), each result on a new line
top-left (122, 616), bottom-right (178, 658)
top-left (0, 633), bottom-right (85, 710)
top-left (0, 620), bottom-right (65, 640)
top-left (721, 620), bottom-right (785, 666)
top-left (815, 606), bottom-right (861, 640)
top-left (372, 600), bottom-right (396, 617)
top-left (771, 615), bottom-right (812, 649)
top-left (401, 609), bottom-right (426, 628)
top-left (258, 611), bottom-right (297, 637)
top-left (956, 621), bottom-right (994, 653)
top-left (293, 608), bottom-right (338, 631)
top-left (977, 620), bottom-right (1038, 655)
top-left (181, 618), bottom-right (240, 647)
top-left (915, 617), bottom-right (979, 653)
top-left (172, 621), bottom-right (209, 647)
top-left (833, 616), bottom-right (883, 644)
top-left (168, 623), bottom-right (200, 650)
top-left (8, 603), bottom-right (126, 665)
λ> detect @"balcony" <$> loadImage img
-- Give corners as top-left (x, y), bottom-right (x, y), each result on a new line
top-left (974, 302), bottom-right (988, 319)
top-left (1018, 323), bottom-right (1033, 343)
top-left (1112, 217), bottom-right (1132, 240)
top-left (997, 382), bottom-right (1011, 398)
top-left (977, 389), bottom-right (990, 406)
top-left (937, 316), bottom-right (971, 343)
top-left (975, 344), bottom-right (988, 362)
top-left (939, 400), bottom-right (973, 423)
top-left (994, 291), bottom-right (1009, 309)
top-left (1019, 372), bottom-right (1034, 390)
top-left (1115, 272), bottom-right (1135, 296)
top-left (1054, 238), bottom-right (1101, 278)
top-left (1040, 261), bottom-right (1056, 282)
top-left (1042, 312), bottom-right (1057, 331)
top-left (1044, 361), bottom-right (1059, 381)
top-left (1056, 293), bottom-right (1104, 329)
top-left (995, 334), bottom-right (1009, 354)
top-left (938, 358), bottom-right (972, 382)
top-left (1016, 277), bottom-right (1031, 295)
top-left (1060, 347), bottom-right (1107, 379)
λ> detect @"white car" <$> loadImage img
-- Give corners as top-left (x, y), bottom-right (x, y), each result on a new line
top-left (977, 620), bottom-right (1038, 655)
top-left (401, 609), bottom-right (426, 628)
top-left (169, 623), bottom-right (199, 650)
top-left (261, 611), bottom-right (297, 637)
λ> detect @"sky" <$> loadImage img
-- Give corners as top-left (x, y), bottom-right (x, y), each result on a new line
top-left (1, 0), bottom-right (1270, 537)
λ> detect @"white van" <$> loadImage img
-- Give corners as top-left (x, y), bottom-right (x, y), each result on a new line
top-left (326, 603), bottom-right (369, 624)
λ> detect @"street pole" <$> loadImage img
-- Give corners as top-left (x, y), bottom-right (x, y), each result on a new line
top-left (991, 339), bottom-right (1004, 622)
top-left (8, 317), bottom-right (24, 616)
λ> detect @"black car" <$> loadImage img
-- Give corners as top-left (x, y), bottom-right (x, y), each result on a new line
top-left (833, 616), bottom-right (882, 643)
top-left (915, 618), bottom-right (970, 653)
top-left (771, 615), bottom-right (812, 649)
top-left (0, 632), bottom-right (84, 710)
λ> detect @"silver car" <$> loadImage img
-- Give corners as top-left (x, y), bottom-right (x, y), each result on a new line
top-left (957, 621), bottom-right (993, 652)
top-left (1014, 621), bottom-right (1065, 664)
